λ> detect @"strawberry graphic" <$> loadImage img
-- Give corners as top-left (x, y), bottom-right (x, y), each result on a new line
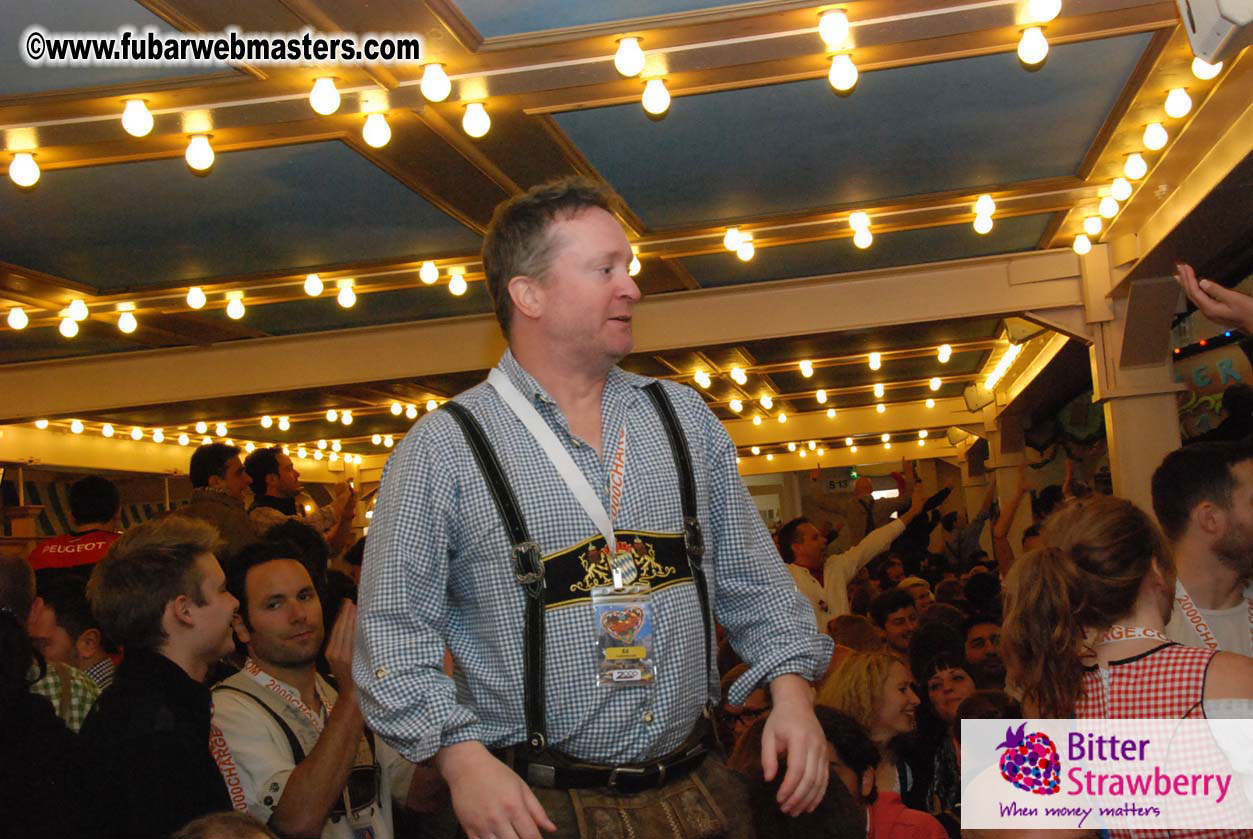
top-left (996, 722), bottom-right (1061, 795)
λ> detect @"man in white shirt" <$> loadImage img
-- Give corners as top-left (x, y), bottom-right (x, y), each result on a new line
top-left (1151, 443), bottom-right (1253, 656)
top-left (211, 542), bottom-right (417, 838)
top-left (780, 482), bottom-right (925, 632)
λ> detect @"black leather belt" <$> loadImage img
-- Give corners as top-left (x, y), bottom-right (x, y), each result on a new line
top-left (509, 744), bottom-right (709, 792)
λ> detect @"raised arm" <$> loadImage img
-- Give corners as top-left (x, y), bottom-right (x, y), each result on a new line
top-left (1175, 262), bottom-right (1253, 333)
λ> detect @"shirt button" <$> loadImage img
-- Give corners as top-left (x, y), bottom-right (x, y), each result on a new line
top-left (642, 711), bottom-right (654, 724)
top-left (375, 667), bottom-right (388, 679)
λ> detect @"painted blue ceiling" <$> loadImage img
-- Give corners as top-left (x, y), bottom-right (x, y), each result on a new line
top-left (679, 212), bottom-right (1055, 288)
top-left (2, 0), bottom-right (232, 97)
top-left (454, 0), bottom-right (758, 38)
top-left (202, 282), bottom-right (492, 336)
top-left (555, 34), bottom-right (1151, 229)
top-left (0, 141), bottom-right (483, 291)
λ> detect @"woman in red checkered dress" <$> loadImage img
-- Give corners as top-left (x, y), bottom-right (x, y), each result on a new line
top-left (1001, 495), bottom-right (1253, 839)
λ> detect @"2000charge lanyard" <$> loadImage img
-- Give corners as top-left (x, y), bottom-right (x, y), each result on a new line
top-left (488, 368), bottom-right (657, 686)
top-left (1174, 580), bottom-right (1253, 652)
top-left (242, 657), bottom-right (331, 731)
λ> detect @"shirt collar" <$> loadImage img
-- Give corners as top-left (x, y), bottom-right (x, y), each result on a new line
top-left (495, 348), bottom-right (654, 408)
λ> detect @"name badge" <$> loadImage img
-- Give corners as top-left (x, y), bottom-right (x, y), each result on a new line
top-left (591, 582), bottom-right (657, 687)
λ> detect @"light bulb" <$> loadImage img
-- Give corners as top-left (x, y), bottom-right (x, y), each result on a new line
top-left (309, 77), bottom-right (341, 115)
top-left (152, 428), bottom-right (164, 443)
top-left (343, 416), bottom-right (355, 432)
top-left (788, 442), bottom-right (797, 452)
top-left (818, 9), bottom-right (850, 49)
top-left (614, 37), bottom-right (646, 77)
top-left (881, 433), bottom-right (891, 443)
top-left (730, 367), bottom-right (747, 385)
top-left (317, 439), bottom-right (328, 450)
top-left (196, 421), bottom-right (208, 434)
top-left (408, 60), bottom-right (451, 104)
top-left (1083, 215), bottom-right (1102, 236)
top-left (849, 446), bottom-right (857, 454)
top-left (1142, 122), bottom-right (1168, 151)
top-left (694, 371), bottom-right (712, 389)
top-left (35, 419), bottom-right (49, 429)
top-left (7, 307), bottom-right (28, 329)
top-left (926, 398), bottom-right (935, 408)
top-left (332, 439), bottom-right (342, 452)
top-left (186, 286), bottom-right (206, 309)
top-left (760, 394), bottom-right (774, 410)
top-left (419, 261), bottom-right (439, 285)
top-left (919, 429), bottom-right (929, 438)
top-left (1017, 27), bottom-right (1048, 66)
top-left (827, 408), bottom-right (836, 419)
top-left (876, 403), bottom-right (886, 413)
top-left (215, 422), bottom-right (227, 437)
top-left (778, 412), bottom-right (787, 423)
top-left (400, 404), bottom-right (415, 420)
top-left (1111, 177), bottom-right (1133, 201)
top-left (362, 112), bottom-right (391, 148)
top-left (1027, 0), bottom-right (1061, 23)
top-left (261, 415), bottom-right (274, 428)
top-left (730, 399), bottom-right (743, 413)
top-left (974, 194), bottom-right (996, 216)
top-left (427, 400), bottom-right (439, 412)
top-left (178, 432), bottom-right (190, 446)
top-left (1164, 87), bottom-right (1192, 119)
top-left (372, 433), bottom-right (382, 445)
top-left (1191, 57), bottom-right (1222, 80)
top-left (384, 435), bottom-right (394, 447)
top-left (185, 135), bottom-right (214, 171)
top-left (329, 451), bottom-right (339, 462)
top-left (751, 446), bottom-right (760, 456)
top-left (816, 389), bottom-right (827, 404)
top-left (799, 360), bottom-right (813, 377)
top-left (723, 227), bottom-right (741, 251)
top-left (326, 409), bottom-right (338, 423)
top-left (1124, 152), bottom-right (1147, 180)
top-left (873, 383), bottom-right (885, 398)
top-left (753, 415), bottom-right (762, 426)
top-left (1099, 196), bottom-right (1120, 218)
top-left (736, 239), bottom-right (755, 261)
top-left (938, 344), bottom-right (952, 363)
top-left (304, 274), bottom-right (323, 296)
top-left (1073, 233), bottom-right (1092, 255)
top-left (766, 454), bottom-right (774, 461)
top-left (8, 153), bottom-right (39, 188)
top-left (59, 317), bottom-right (78, 338)
top-left (390, 401), bottom-right (402, 415)
top-left (101, 423), bottom-right (115, 438)
top-left (243, 441), bottom-right (253, 452)
top-left (868, 352), bottom-right (881, 370)
top-left (68, 299), bottom-right (89, 321)
top-left (642, 79), bottom-right (670, 115)
top-left (448, 274), bottom-right (468, 296)
top-left (278, 416), bottom-right (290, 431)
top-left (314, 450), bottom-right (323, 461)
top-left (462, 103), bottom-right (490, 138)
top-left (337, 280), bottom-right (356, 308)
top-left (118, 311), bottom-right (137, 333)
top-left (848, 211), bottom-right (869, 230)
top-left (973, 214), bottom-right (993, 235)
top-left (121, 99), bottom-right (154, 137)
top-left (70, 420), bottom-right (84, 434)
top-left (853, 227), bottom-right (873, 249)
top-left (130, 426), bottom-right (143, 441)
top-left (225, 294), bottom-right (245, 320)
top-left (629, 256), bottom-right (641, 276)
top-left (828, 54), bottom-right (858, 92)
top-left (930, 376), bottom-right (942, 391)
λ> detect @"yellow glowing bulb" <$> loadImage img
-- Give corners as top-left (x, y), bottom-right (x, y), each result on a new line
top-left (1191, 57), bottom-right (1222, 80)
top-left (195, 422), bottom-right (208, 434)
top-left (760, 394), bottom-right (774, 410)
top-left (309, 77), bottom-right (341, 115)
top-left (215, 423), bottom-right (227, 437)
top-left (694, 371), bottom-right (712, 389)
top-left (753, 415), bottom-right (762, 426)
top-left (130, 426), bottom-right (143, 441)
top-left (799, 360), bottom-right (814, 377)
top-left (1111, 177), bottom-right (1133, 201)
top-left (819, 10), bottom-right (850, 48)
top-left (420, 63), bottom-right (452, 102)
top-left (850, 445), bottom-right (857, 453)
top-left (185, 135), bottom-right (214, 171)
top-left (730, 399), bottom-right (743, 413)
top-left (390, 402), bottom-right (402, 415)
top-left (788, 442), bottom-right (797, 452)
top-left (59, 317), bottom-right (78, 338)
top-left (304, 274), bottom-right (323, 296)
top-left (827, 408), bottom-right (836, 419)
top-left (337, 280), bottom-right (356, 308)
top-left (8, 153), bottom-right (40, 188)
top-left (101, 423), bottom-right (114, 438)
top-left (261, 415), bottom-right (273, 428)
top-left (881, 433), bottom-right (891, 443)
top-left (178, 432), bottom-right (190, 446)
top-left (225, 294), bottom-right (245, 319)
top-left (778, 412), bottom-right (787, 423)
top-left (868, 352), bottom-right (881, 370)
top-left (372, 434), bottom-right (382, 445)
top-left (314, 450), bottom-right (323, 461)
top-left (751, 446), bottom-right (760, 455)
top-left (816, 389), bottom-right (827, 404)
top-left (938, 344), bottom-right (952, 363)
top-left (730, 366), bottom-right (747, 384)
top-left (873, 383), bottom-right (885, 398)
top-left (1027, 0), bottom-right (1061, 22)
top-left (326, 409), bottom-right (338, 423)
top-left (118, 311), bottom-right (137, 333)
top-left (1084, 216), bottom-right (1102, 236)
top-left (799, 450), bottom-right (807, 459)
top-left (1073, 234), bottom-right (1092, 255)
top-left (919, 429), bottom-right (929, 438)
top-left (341, 411), bottom-right (353, 426)
top-left (152, 428), bottom-right (164, 443)
top-left (930, 377), bottom-right (942, 391)
top-left (614, 37), bottom-right (646, 77)
top-left (1124, 153), bottom-right (1147, 180)
top-left (1017, 27), bottom-right (1048, 66)
top-left (406, 405), bottom-right (418, 419)
top-left (7, 307), bottom-right (29, 329)
top-left (926, 398), bottom-right (935, 408)
top-left (462, 103), bottom-right (491, 138)
top-left (828, 54), bottom-right (858, 92)
top-left (121, 99), bottom-right (154, 137)
top-left (187, 286), bottom-right (207, 309)
top-left (278, 416), bottom-right (290, 431)
top-left (642, 79), bottom-right (671, 115)
top-left (736, 239), bottom-right (755, 261)
top-left (1164, 88), bottom-right (1192, 119)
top-left (35, 419), bottom-right (49, 429)
top-left (723, 227), bottom-right (741, 251)
top-left (973, 213), bottom-right (994, 235)
top-left (419, 261), bottom-right (439, 285)
top-left (852, 227), bottom-right (873, 249)
top-left (1142, 122), bottom-right (1167, 151)
top-left (974, 195), bottom-right (996, 216)
top-left (848, 211), bottom-right (870, 231)
top-left (876, 403), bottom-right (885, 413)
top-left (362, 113), bottom-right (391, 148)
top-left (68, 299), bottom-right (89, 321)
top-left (332, 439), bottom-right (342, 452)
top-left (426, 400), bottom-right (438, 411)
top-left (766, 453), bottom-right (774, 461)
top-left (70, 420), bottom-right (84, 434)
top-left (448, 274), bottom-right (468, 296)
top-left (1099, 196), bottom-right (1120, 219)
top-left (384, 435), bottom-right (394, 447)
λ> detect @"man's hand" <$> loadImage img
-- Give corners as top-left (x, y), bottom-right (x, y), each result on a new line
top-left (435, 742), bottom-right (556, 839)
top-left (761, 674), bottom-right (828, 816)
top-left (901, 480), bottom-right (927, 524)
top-left (325, 599), bottom-right (357, 698)
top-left (1176, 262), bottom-right (1253, 333)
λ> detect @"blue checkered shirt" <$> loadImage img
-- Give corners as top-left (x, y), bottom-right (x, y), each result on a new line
top-left (355, 350), bottom-right (831, 764)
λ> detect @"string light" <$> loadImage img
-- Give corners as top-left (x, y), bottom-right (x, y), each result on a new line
top-left (730, 366), bottom-right (747, 385)
top-left (35, 419), bottom-right (49, 429)
top-left (185, 135), bottom-right (214, 172)
top-left (178, 432), bottom-right (190, 446)
top-left (938, 344), bottom-right (952, 363)
top-left (59, 317), bottom-right (78, 338)
top-left (1017, 27), bottom-right (1048, 66)
top-left (462, 103), bottom-right (491, 138)
top-left (314, 450), bottom-right (324, 461)
top-left (1073, 234), bottom-right (1092, 255)
top-left (448, 272), bottom-right (468, 296)
top-left (309, 78), bottom-right (340, 115)
top-left (1164, 88), bottom-right (1192, 119)
top-left (868, 352), bottom-right (881, 370)
top-left (876, 403), bottom-right (886, 413)
top-left (329, 451), bottom-right (339, 462)
top-left (1027, 0), bottom-right (1061, 22)
top-left (873, 383), bottom-right (885, 398)
top-left (326, 409), bottom-right (338, 422)
top-left (881, 433), bottom-right (891, 442)
top-left (828, 54), bottom-right (858, 92)
top-left (751, 446), bottom-right (760, 456)
top-left (723, 227), bottom-right (742, 251)
top-left (788, 442), bottom-right (797, 452)
top-left (297, 446), bottom-right (307, 458)
top-left (277, 416), bottom-right (290, 431)
top-left (816, 389), bottom-right (827, 404)
top-left (318, 440), bottom-right (328, 450)
top-left (926, 398), bottom-right (935, 408)
top-left (406, 404), bottom-right (418, 419)
top-left (777, 412), bottom-right (787, 423)
top-left (1142, 122), bottom-right (1168, 151)
top-left (419, 261), bottom-right (439, 285)
top-left (766, 453), bottom-right (774, 461)
top-left (225, 292), bottom-right (245, 320)
top-left (642, 79), bottom-right (671, 115)
top-left (974, 195), bottom-right (996, 216)
top-left (1111, 177), bottom-right (1133, 201)
top-left (736, 234), bottom-right (755, 261)
top-left (70, 420), bottom-right (84, 434)
top-left (7, 307), bottom-right (28, 329)
top-left (215, 422), bottom-right (227, 437)
top-left (919, 429), bottom-right (929, 438)
top-left (131, 426), bottom-right (143, 441)
top-left (8, 153), bottom-right (39, 188)
top-left (827, 408), bottom-right (836, 419)
top-left (973, 214), bottom-right (993, 235)
top-left (195, 422), bottom-right (208, 434)
top-left (849, 445), bottom-right (857, 453)
top-left (336, 279), bottom-right (356, 308)
top-left (117, 308), bottom-right (137, 333)
top-left (390, 402), bottom-right (402, 415)
top-left (729, 399), bottom-right (743, 413)
top-left (362, 113), bottom-right (391, 148)
top-left (1191, 57), bottom-right (1222, 80)
top-left (426, 400), bottom-right (438, 411)
top-left (845, 438), bottom-right (854, 446)
top-left (261, 415), bottom-right (274, 428)
top-left (186, 287), bottom-right (207, 309)
top-left (101, 424), bottom-right (114, 438)
top-left (852, 227), bottom-right (873, 249)
top-left (420, 63), bottom-right (452, 101)
top-left (614, 37), bottom-right (646, 77)
top-left (68, 299), bottom-right (89, 321)
top-left (1124, 153), bottom-right (1147, 180)
top-left (818, 10), bottom-right (850, 49)
top-left (331, 439), bottom-right (342, 452)
top-left (1098, 196), bottom-right (1120, 219)
top-left (929, 377), bottom-right (942, 390)
top-left (799, 360), bottom-right (814, 377)
top-left (753, 415), bottom-right (762, 426)
top-left (341, 410), bottom-right (353, 426)
top-left (384, 435), bottom-right (394, 447)
top-left (694, 371), bottom-right (712, 389)
top-left (1083, 216), bottom-right (1102, 236)
top-left (760, 394), bottom-right (774, 410)
top-left (121, 100), bottom-right (154, 137)
top-left (304, 274), bottom-right (323, 296)
top-left (848, 211), bottom-right (870, 231)
top-left (152, 428), bottom-right (165, 442)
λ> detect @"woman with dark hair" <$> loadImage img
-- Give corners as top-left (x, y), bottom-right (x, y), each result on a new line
top-left (1002, 494), bottom-right (1253, 838)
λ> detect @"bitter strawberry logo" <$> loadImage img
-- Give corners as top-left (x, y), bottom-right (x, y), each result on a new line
top-left (997, 722), bottom-right (1061, 795)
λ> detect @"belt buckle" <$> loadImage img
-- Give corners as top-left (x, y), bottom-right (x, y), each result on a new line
top-left (606, 765), bottom-right (648, 790)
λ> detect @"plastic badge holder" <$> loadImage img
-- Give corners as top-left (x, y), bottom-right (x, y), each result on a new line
top-left (591, 582), bottom-right (657, 687)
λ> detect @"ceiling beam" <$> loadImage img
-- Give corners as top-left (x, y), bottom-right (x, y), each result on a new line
top-left (724, 397), bottom-right (977, 447)
top-left (736, 442), bottom-right (961, 476)
top-left (0, 248), bottom-right (1084, 421)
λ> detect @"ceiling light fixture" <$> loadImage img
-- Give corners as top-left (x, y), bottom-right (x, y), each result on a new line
top-left (304, 274), bottom-right (324, 296)
top-left (1110, 177), bottom-right (1133, 201)
top-left (1164, 87), bottom-right (1192, 119)
top-left (8, 153), bottom-right (40, 188)
top-left (420, 63), bottom-right (452, 101)
top-left (642, 79), bottom-right (671, 115)
top-left (1017, 27), bottom-right (1049, 66)
top-left (362, 112), bottom-right (391, 148)
top-left (462, 103), bottom-right (491, 138)
top-left (186, 286), bottom-right (207, 309)
top-left (336, 279), bottom-right (356, 308)
top-left (121, 99), bottom-right (154, 137)
top-left (225, 291), bottom-right (245, 319)
top-left (7, 307), bottom-right (28, 329)
top-left (1191, 57), bottom-right (1222, 80)
top-left (1124, 152), bottom-right (1148, 180)
top-left (1073, 233), bottom-right (1092, 255)
top-left (185, 135), bottom-right (214, 172)
top-left (828, 54), bottom-right (858, 92)
top-left (309, 78), bottom-right (340, 115)
top-left (614, 37), bottom-right (646, 77)
top-left (419, 261), bottom-right (439, 285)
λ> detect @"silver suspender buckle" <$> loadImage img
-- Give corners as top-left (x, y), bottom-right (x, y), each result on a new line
top-left (513, 541), bottom-right (545, 594)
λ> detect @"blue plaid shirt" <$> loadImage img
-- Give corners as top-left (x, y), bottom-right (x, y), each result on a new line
top-left (355, 350), bottom-right (831, 764)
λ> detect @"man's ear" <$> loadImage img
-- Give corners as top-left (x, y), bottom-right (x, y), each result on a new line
top-left (75, 627), bottom-right (102, 659)
top-left (206, 473), bottom-right (224, 491)
top-left (507, 274), bottom-right (544, 322)
top-left (168, 592), bottom-right (196, 631)
top-left (1191, 501), bottom-right (1225, 538)
top-left (231, 612), bottom-right (251, 646)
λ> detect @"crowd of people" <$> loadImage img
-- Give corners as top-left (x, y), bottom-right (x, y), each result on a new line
top-left (3, 178), bottom-right (1250, 839)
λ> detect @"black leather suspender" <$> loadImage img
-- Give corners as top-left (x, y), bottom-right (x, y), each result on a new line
top-left (441, 382), bottom-right (715, 753)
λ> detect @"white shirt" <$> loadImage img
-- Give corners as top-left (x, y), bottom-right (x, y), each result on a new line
top-left (1165, 579), bottom-right (1253, 657)
top-left (788, 518), bottom-right (905, 631)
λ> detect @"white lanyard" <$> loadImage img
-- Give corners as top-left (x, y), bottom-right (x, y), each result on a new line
top-left (1174, 580), bottom-right (1253, 652)
top-left (1095, 625), bottom-right (1172, 646)
top-left (488, 367), bottom-right (626, 552)
top-left (241, 657), bottom-right (330, 733)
